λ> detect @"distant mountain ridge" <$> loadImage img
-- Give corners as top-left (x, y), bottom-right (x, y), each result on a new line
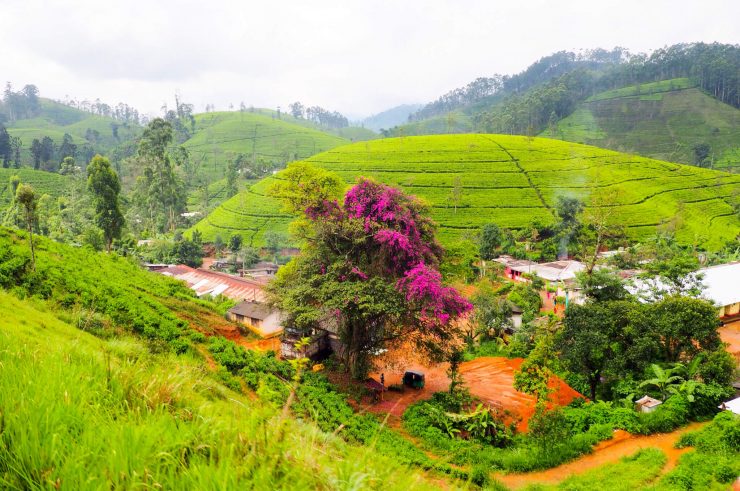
top-left (359, 104), bottom-right (423, 132)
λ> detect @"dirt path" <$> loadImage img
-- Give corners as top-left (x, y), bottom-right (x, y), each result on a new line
top-left (495, 422), bottom-right (706, 489)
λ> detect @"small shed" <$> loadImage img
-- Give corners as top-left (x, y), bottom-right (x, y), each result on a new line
top-left (227, 301), bottom-right (283, 337)
top-left (635, 395), bottom-right (662, 413)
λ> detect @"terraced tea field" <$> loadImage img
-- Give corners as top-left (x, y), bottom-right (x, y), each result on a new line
top-left (541, 78), bottom-right (740, 171)
top-left (0, 168), bottom-right (72, 207)
top-left (182, 111), bottom-right (350, 182)
top-left (189, 135), bottom-right (740, 249)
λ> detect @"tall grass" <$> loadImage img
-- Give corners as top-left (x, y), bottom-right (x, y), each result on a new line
top-left (0, 292), bottom-right (435, 490)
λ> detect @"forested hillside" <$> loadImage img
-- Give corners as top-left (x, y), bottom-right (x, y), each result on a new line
top-left (189, 134), bottom-right (740, 250)
top-left (540, 79), bottom-right (740, 171)
top-left (390, 43), bottom-right (739, 170)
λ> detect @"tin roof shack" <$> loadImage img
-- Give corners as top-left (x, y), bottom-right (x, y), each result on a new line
top-left (227, 301), bottom-right (284, 338)
top-left (635, 395), bottom-right (662, 413)
top-left (240, 261), bottom-right (279, 280)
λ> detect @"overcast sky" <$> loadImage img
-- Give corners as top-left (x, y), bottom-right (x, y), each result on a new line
top-left (1, 0), bottom-right (738, 119)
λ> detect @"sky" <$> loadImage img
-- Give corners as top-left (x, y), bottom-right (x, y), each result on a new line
top-left (1, 0), bottom-right (738, 120)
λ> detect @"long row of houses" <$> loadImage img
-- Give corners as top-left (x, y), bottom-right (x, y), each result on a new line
top-left (495, 255), bottom-right (740, 320)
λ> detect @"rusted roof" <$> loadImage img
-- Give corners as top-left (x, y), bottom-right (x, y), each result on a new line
top-left (158, 265), bottom-right (265, 302)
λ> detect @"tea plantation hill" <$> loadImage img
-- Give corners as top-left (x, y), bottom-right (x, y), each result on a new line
top-left (540, 79), bottom-right (740, 172)
top-left (0, 167), bottom-right (71, 208)
top-left (188, 134), bottom-right (740, 250)
top-left (181, 110), bottom-right (373, 184)
top-left (4, 98), bottom-right (141, 164)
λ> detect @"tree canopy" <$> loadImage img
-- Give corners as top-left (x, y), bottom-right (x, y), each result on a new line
top-left (269, 174), bottom-right (471, 378)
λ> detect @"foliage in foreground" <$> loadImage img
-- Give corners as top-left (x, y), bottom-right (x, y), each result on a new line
top-left (656, 411), bottom-right (740, 490)
top-left (0, 292), bottom-right (434, 490)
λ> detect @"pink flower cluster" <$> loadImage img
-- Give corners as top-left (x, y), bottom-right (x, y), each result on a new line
top-left (397, 263), bottom-right (472, 324)
top-left (305, 178), bottom-right (470, 326)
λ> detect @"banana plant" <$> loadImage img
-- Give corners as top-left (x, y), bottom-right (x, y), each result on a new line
top-left (638, 363), bottom-right (685, 401)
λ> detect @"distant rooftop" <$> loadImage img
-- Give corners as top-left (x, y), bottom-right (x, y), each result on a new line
top-left (158, 265), bottom-right (265, 302)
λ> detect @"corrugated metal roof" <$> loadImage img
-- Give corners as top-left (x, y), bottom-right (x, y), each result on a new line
top-left (158, 265), bottom-right (266, 302)
top-left (700, 262), bottom-right (740, 307)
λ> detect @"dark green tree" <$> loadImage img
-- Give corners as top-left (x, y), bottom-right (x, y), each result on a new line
top-left (87, 155), bottom-right (124, 252)
top-left (479, 223), bottom-right (503, 261)
top-left (15, 184), bottom-right (38, 270)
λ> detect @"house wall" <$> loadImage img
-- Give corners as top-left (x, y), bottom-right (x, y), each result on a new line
top-left (719, 302), bottom-right (740, 318)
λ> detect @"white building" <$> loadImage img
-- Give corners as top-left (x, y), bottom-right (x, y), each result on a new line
top-left (699, 262), bottom-right (740, 319)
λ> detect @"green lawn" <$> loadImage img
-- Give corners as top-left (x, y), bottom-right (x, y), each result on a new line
top-left (189, 134), bottom-right (740, 249)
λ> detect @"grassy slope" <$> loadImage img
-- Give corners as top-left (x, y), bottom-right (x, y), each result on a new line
top-left (0, 168), bottom-right (71, 207)
top-left (181, 111), bottom-right (352, 183)
top-left (0, 291), bottom-right (433, 490)
top-left (189, 134), bottom-right (740, 250)
top-left (541, 79), bottom-right (740, 171)
top-left (0, 226), bottom-right (437, 489)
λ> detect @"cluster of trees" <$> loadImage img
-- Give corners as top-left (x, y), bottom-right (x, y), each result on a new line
top-left (0, 124), bottom-right (21, 168)
top-left (162, 95), bottom-right (196, 143)
top-left (60, 97), bottom-right (144, 125)
top-left (558, 267), bottom-right (734, 404)
top-left (476, 193), bottom-right (624, 268)
top-left (0, 83), bottom-right (41, 122)
top-left (128, 118), bottom-right (187, 234)
top-left (410, 48), bottom-right (628, 122)
top-left (4, 153), bottom-right (125, 266)
top-left (287, 102), bottom-right (349, 129)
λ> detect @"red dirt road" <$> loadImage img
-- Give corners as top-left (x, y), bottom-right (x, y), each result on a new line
top-left (370, 350), bottom-right (581, 430)
top-left (495, 422), bottom-right (706, 489)
top-left (459, 357), bottom-right (581, 430)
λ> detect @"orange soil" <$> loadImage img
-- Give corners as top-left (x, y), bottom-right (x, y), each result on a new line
top-left (459, 357), bottom-right (581, 431)
top-left (495, 422), bottom-right (706, 489)
top-left (369, 346), bottom-right (581, 430)
top-left (719, 319), bottom-right (740, 363)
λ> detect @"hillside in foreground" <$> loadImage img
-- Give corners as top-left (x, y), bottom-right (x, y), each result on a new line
top-left (0, 227), bottom-right (434, 489)
top-left (540, 79), bottom-right (740, 172)
top-left (189, 134), bottom-right (740, 249)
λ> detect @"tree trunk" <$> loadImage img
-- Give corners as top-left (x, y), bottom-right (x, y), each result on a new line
top-left (27, 223), bottom-right (36, 271)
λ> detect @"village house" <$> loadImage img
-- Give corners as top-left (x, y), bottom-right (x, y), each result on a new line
top-left (629, 261), bottom-right (740, 319)
top-left (699, 262), bottom-right (740, 320)
top-left (494, 255), bottom-right (589, 305)
top-left (226, 301), bottom-right (284, 338)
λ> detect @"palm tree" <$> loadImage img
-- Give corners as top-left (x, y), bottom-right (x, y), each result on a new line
top-left (639, 363), bottom-right (685, 401)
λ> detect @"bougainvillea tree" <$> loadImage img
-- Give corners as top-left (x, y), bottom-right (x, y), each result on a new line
top-left (268, 171), bottom-right (471, 378)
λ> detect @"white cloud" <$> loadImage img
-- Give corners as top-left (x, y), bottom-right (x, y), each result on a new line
top-left (0, 0), bottom-right (737, 118)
